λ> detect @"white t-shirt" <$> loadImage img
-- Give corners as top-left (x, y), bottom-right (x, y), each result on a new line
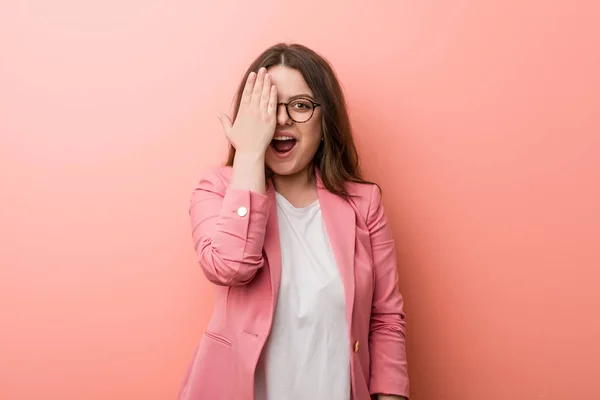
top-left (254, 192), bottom-right (351, 400)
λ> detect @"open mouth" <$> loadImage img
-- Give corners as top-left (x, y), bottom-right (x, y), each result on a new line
top-left (270, 136), bottom-right (297, 154)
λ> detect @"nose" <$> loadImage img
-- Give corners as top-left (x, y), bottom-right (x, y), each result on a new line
top-left (276, 103), bottom-right (292, 126)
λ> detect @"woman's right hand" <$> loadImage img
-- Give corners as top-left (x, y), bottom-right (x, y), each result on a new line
top-left (218, 67), bottom-right (277, 158)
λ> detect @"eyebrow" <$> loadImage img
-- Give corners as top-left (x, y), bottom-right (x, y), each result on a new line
top-left (286, 93), bottom-right (315, 101)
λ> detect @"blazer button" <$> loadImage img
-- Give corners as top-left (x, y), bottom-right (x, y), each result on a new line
top-left (237, 206), bottom-right (248, 217)
top-left (354, 340), bottom-right (360, 353)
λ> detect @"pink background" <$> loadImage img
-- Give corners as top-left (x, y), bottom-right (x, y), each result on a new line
top-left (1, 1), bottom-right (598, 399)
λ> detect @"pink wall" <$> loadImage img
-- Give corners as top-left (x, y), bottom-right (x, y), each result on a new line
top-left (1, 1), bottom-right (598, 399)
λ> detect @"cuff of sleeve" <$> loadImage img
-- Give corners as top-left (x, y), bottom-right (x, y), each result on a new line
top-left (218, 187), bottom-right (271, 260)
top-left (220, 187), bottom-right (271, 218)
top-left (369, 377), bottom-right (409, 399)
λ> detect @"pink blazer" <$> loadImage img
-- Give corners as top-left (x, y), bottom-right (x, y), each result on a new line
top-left (178, 167), bottom-right (409, 400)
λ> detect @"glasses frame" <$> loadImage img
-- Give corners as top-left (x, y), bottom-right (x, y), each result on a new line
top-left (277, 98), bottom-right (321, 123)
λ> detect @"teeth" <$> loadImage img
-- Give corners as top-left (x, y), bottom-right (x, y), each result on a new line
top-left (273, 136), bottom-right (294, 141)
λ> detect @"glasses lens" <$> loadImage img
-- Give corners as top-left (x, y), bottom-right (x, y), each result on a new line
top-left (287, 99), bottom-right (314, 123)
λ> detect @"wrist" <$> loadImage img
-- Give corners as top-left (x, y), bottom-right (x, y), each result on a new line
top-left (233, 150), bottom-right (265, 165)
top-left (230, 150), bottom-right (267, 194)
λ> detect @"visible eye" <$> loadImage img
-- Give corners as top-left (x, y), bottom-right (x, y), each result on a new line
top-left (289, 99), bottom-right (313, 112)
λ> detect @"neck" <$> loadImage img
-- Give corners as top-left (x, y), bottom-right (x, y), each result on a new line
top-left (272, 165), bottom-right (318, 207)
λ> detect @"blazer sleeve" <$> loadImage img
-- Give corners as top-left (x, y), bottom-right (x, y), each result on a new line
top-left (367, 184), bottom-right (410, 398)
top-left (189, 169), bottom-right (271, 286)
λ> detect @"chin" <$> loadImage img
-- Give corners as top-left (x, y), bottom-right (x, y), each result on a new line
top-left (266, 162), bottom-right (298, 177)
top-left (265, 145), bottom-right (318, 178)
top-left (266, 158), bottom-right (311, 178)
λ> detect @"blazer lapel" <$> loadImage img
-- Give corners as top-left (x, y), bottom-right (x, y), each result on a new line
top-left (263, 183), bottom-right (282, 306)
top-left (316, 172), bottom-right (356, 327)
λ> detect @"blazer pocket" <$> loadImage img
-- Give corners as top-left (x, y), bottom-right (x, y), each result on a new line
top-left (204, 331), bottom-right (232, 348)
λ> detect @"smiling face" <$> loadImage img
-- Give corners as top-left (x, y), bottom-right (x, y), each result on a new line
top-left (226, 43), bottom-right (365, 197)
top-left (265, 65), bottom-right (323, 178)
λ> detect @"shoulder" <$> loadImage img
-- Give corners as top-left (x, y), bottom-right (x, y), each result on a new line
top-left (194, 165), bottom-right (233, 193)
top-left (344, 181), bottom-right (383, 223)
top-left (345, 180), bottom-right (377, 197)
top-left (345, 180), bottom-right (381, 204)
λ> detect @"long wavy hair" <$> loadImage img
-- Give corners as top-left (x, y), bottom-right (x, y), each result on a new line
top-left (225, 43), bottom-right (373, 196)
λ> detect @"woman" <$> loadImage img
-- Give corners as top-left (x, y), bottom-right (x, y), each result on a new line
top-left (179, 43), bottom-right (409, 400)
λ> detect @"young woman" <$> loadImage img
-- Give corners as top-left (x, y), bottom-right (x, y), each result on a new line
top-left (178, 43), bottom-right (409, 400)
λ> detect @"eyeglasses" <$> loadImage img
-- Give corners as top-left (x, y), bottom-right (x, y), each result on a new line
top-left (277, 98), bottom-right (321, 123)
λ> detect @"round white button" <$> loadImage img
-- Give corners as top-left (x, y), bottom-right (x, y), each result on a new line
top-left (237, 206), bottom-right (248, 217)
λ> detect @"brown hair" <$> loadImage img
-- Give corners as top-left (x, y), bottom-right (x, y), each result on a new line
top-left (225, 43), bottom-right (373, 196)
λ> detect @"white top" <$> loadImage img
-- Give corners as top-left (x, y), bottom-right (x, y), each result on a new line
top-left (254, 192), bottom-right (351, 400)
